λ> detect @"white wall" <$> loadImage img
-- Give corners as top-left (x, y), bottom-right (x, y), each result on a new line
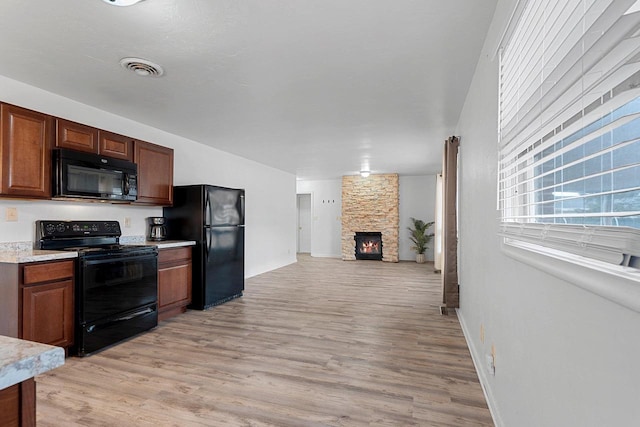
top-left (399, 175), bottom-right (436, 261)
top-left (455, 1), bottom-right (640, 426)
top-left (297, 175), bottom-right (437, 261)
top-left (0, 75), bottom-right (297, 278)
top-left (296, 179), bottom-right (342, 258)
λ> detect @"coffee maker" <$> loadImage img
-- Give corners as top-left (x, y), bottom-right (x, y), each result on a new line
top-left (146, 217), bottom-right (167, 241)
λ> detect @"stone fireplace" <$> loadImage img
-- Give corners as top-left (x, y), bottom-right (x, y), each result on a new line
top-left (354, 232), bottom-right (383, 260)
top-left (341, 174), bottom-right (399, 262)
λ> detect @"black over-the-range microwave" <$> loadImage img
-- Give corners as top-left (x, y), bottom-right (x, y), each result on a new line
top-left (52, 148), bottom-right (138, 202)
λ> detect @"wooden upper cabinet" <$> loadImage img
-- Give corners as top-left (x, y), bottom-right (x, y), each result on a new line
top-left (0, 103), bottom-right (52, 198)
top-left (56, 121), bottom-right (133, 161)
top-left (98, 130), bottom-right (133, 161)
top-left (134, 140), bottom-right (174, 206)
top-left (55, 119), bottom-right (98, 153)
top-left (56, 119), bottom-right (133, 162)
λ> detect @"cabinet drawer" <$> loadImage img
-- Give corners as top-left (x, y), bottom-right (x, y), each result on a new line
top-left (158, 247), bottom-right (192, 264)
top-left (23, 260), bottom-right (74, 285)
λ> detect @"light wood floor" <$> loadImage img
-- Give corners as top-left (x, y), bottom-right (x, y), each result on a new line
top-left (36, 255), bottom-right (493, 426)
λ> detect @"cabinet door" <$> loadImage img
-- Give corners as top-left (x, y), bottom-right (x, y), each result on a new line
top-left (0, 384), bottom-right (19, 427)
top-left (158, 262), bottom-right (192, 309)
top-left (0, 104), bottom-right (52, 198)
top-left (98, 130), bottom-right (133, 161)
top-left (158, 247), bottom-right (192, 321)
top-left (55, 119), bottom-right (98, 153)
top-left (134, 140), bottom-right (173, 205)
top-left (0, 379), bottom-right (35, 427)
top-left (22, 279), bottom-right (74, 348)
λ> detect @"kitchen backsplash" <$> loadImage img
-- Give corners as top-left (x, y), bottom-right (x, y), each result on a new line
top-left (0, 199), bottom-right (161, 243)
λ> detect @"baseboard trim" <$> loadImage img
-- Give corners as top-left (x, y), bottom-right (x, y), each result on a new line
top-left (309, 253), bottom-right (341, 258)
top-left (456, 309), bottom-right (503, 427)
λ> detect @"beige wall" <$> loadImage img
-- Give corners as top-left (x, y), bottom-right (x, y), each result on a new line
top-left (341, 174), bottom-right (399, 262)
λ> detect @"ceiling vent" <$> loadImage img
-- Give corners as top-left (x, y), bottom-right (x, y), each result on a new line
top-left (119, 58), bottom-right (164, 77)
top-left (101, 0), bottom-right (145, 6)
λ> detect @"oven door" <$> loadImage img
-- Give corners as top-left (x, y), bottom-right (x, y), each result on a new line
top-left (78, 251), bottom-right (158, 325)
top-left (76, 250), bottom-right (158, 356)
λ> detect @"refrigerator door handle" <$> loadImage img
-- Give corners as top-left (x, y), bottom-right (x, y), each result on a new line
top-left (205, 191), bottom-right (212, 227)
top-left (205, 228), bottom-right (211, 257)
top-left (238, 194), bottom-right (245, 225)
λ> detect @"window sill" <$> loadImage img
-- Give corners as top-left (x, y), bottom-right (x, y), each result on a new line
top-left (501, 240), bottom-right (640, 313)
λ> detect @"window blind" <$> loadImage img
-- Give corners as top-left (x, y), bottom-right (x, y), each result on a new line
top-left (498, 0), bottom-right (640, 264)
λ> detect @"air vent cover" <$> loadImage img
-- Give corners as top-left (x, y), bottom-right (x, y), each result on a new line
top-left (119, 58), bottom-right (164, 77)
top-left (102, 0), bottom-right (145, 7)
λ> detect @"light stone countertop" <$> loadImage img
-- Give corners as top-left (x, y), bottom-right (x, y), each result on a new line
top-left (119, 236), bottom-right (196, 249)
top-left (0, 239), bottom-right (194, 264)
top-left (0, 248), bottom-right (77, 264)
top-left (0, 335), bottom-right (65, 390)
top-left (147, 240), bottom-right (196, 249)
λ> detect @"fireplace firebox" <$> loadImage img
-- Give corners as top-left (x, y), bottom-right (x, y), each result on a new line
top-left (354, 232), bottom-right (383, 260)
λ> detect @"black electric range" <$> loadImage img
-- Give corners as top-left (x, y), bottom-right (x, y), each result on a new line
top-left (36, 220), bottom-right (158, 356)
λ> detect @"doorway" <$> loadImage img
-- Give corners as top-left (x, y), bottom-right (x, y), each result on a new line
top-left (297, 194), bottom-right (311, 253)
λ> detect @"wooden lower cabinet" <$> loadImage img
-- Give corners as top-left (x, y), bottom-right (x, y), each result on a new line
top-left (0, 379), bottom-right (35, 427)
top-left (158, 247), bottom-right (192, 321)
top-left (20, 260), bottom-right (74, 350)
top-left (22, 280), bottom-right (73, 348)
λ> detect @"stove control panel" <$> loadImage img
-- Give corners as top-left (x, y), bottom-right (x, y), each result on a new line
top-left (37, 220), bottom-right (122, 238)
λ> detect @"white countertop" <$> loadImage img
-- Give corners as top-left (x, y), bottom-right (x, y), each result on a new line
top-left (0, 335), bottom-right (65, 390)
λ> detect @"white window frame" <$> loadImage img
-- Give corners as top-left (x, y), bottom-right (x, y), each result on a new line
top-left (497, 0), bottom-right (640, 312)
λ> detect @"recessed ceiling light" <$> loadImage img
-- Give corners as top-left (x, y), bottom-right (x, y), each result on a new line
top-left (120, 58), bottom-right (164, 77)
top-left (101, 0), bottom-right (145, 6)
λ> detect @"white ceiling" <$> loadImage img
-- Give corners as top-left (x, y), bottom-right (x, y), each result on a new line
top-left (0, 0), bottom-right (496, 180)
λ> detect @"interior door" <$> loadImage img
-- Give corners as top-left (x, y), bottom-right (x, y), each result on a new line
top-left (297, 194), bottom-right (311, 253)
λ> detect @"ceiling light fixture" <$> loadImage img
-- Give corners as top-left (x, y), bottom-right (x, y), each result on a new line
top-left (101, 0), bottom-right (145, 6)
top-left (360, 170), bottom-right (371, 178)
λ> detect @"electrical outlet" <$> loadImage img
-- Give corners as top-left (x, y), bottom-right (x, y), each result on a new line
top-left (6, 207), bottom-right (18, 222)
top-left (489, 343), bottom-right (497, 376)
top-left (485, 354), bottom-right (495, 376)
top-left (124, 217), bottom-right (131, 228)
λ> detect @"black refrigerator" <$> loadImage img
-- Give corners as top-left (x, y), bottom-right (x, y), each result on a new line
top-left (163, 185), bottom-right (245, 310)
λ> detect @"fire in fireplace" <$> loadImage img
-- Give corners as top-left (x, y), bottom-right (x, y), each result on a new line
top-left (354, 232), bottom-right (383, 260)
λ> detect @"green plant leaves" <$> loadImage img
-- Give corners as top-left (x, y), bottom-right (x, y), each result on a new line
top-left (407, 217), bottom-right (434, 254)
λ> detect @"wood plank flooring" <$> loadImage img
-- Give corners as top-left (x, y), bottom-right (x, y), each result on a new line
top-left (36, 255), bottom-right (493, 426)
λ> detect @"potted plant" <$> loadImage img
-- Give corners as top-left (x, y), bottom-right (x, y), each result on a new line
top-left (408, 217), bottom-right (434, 263)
